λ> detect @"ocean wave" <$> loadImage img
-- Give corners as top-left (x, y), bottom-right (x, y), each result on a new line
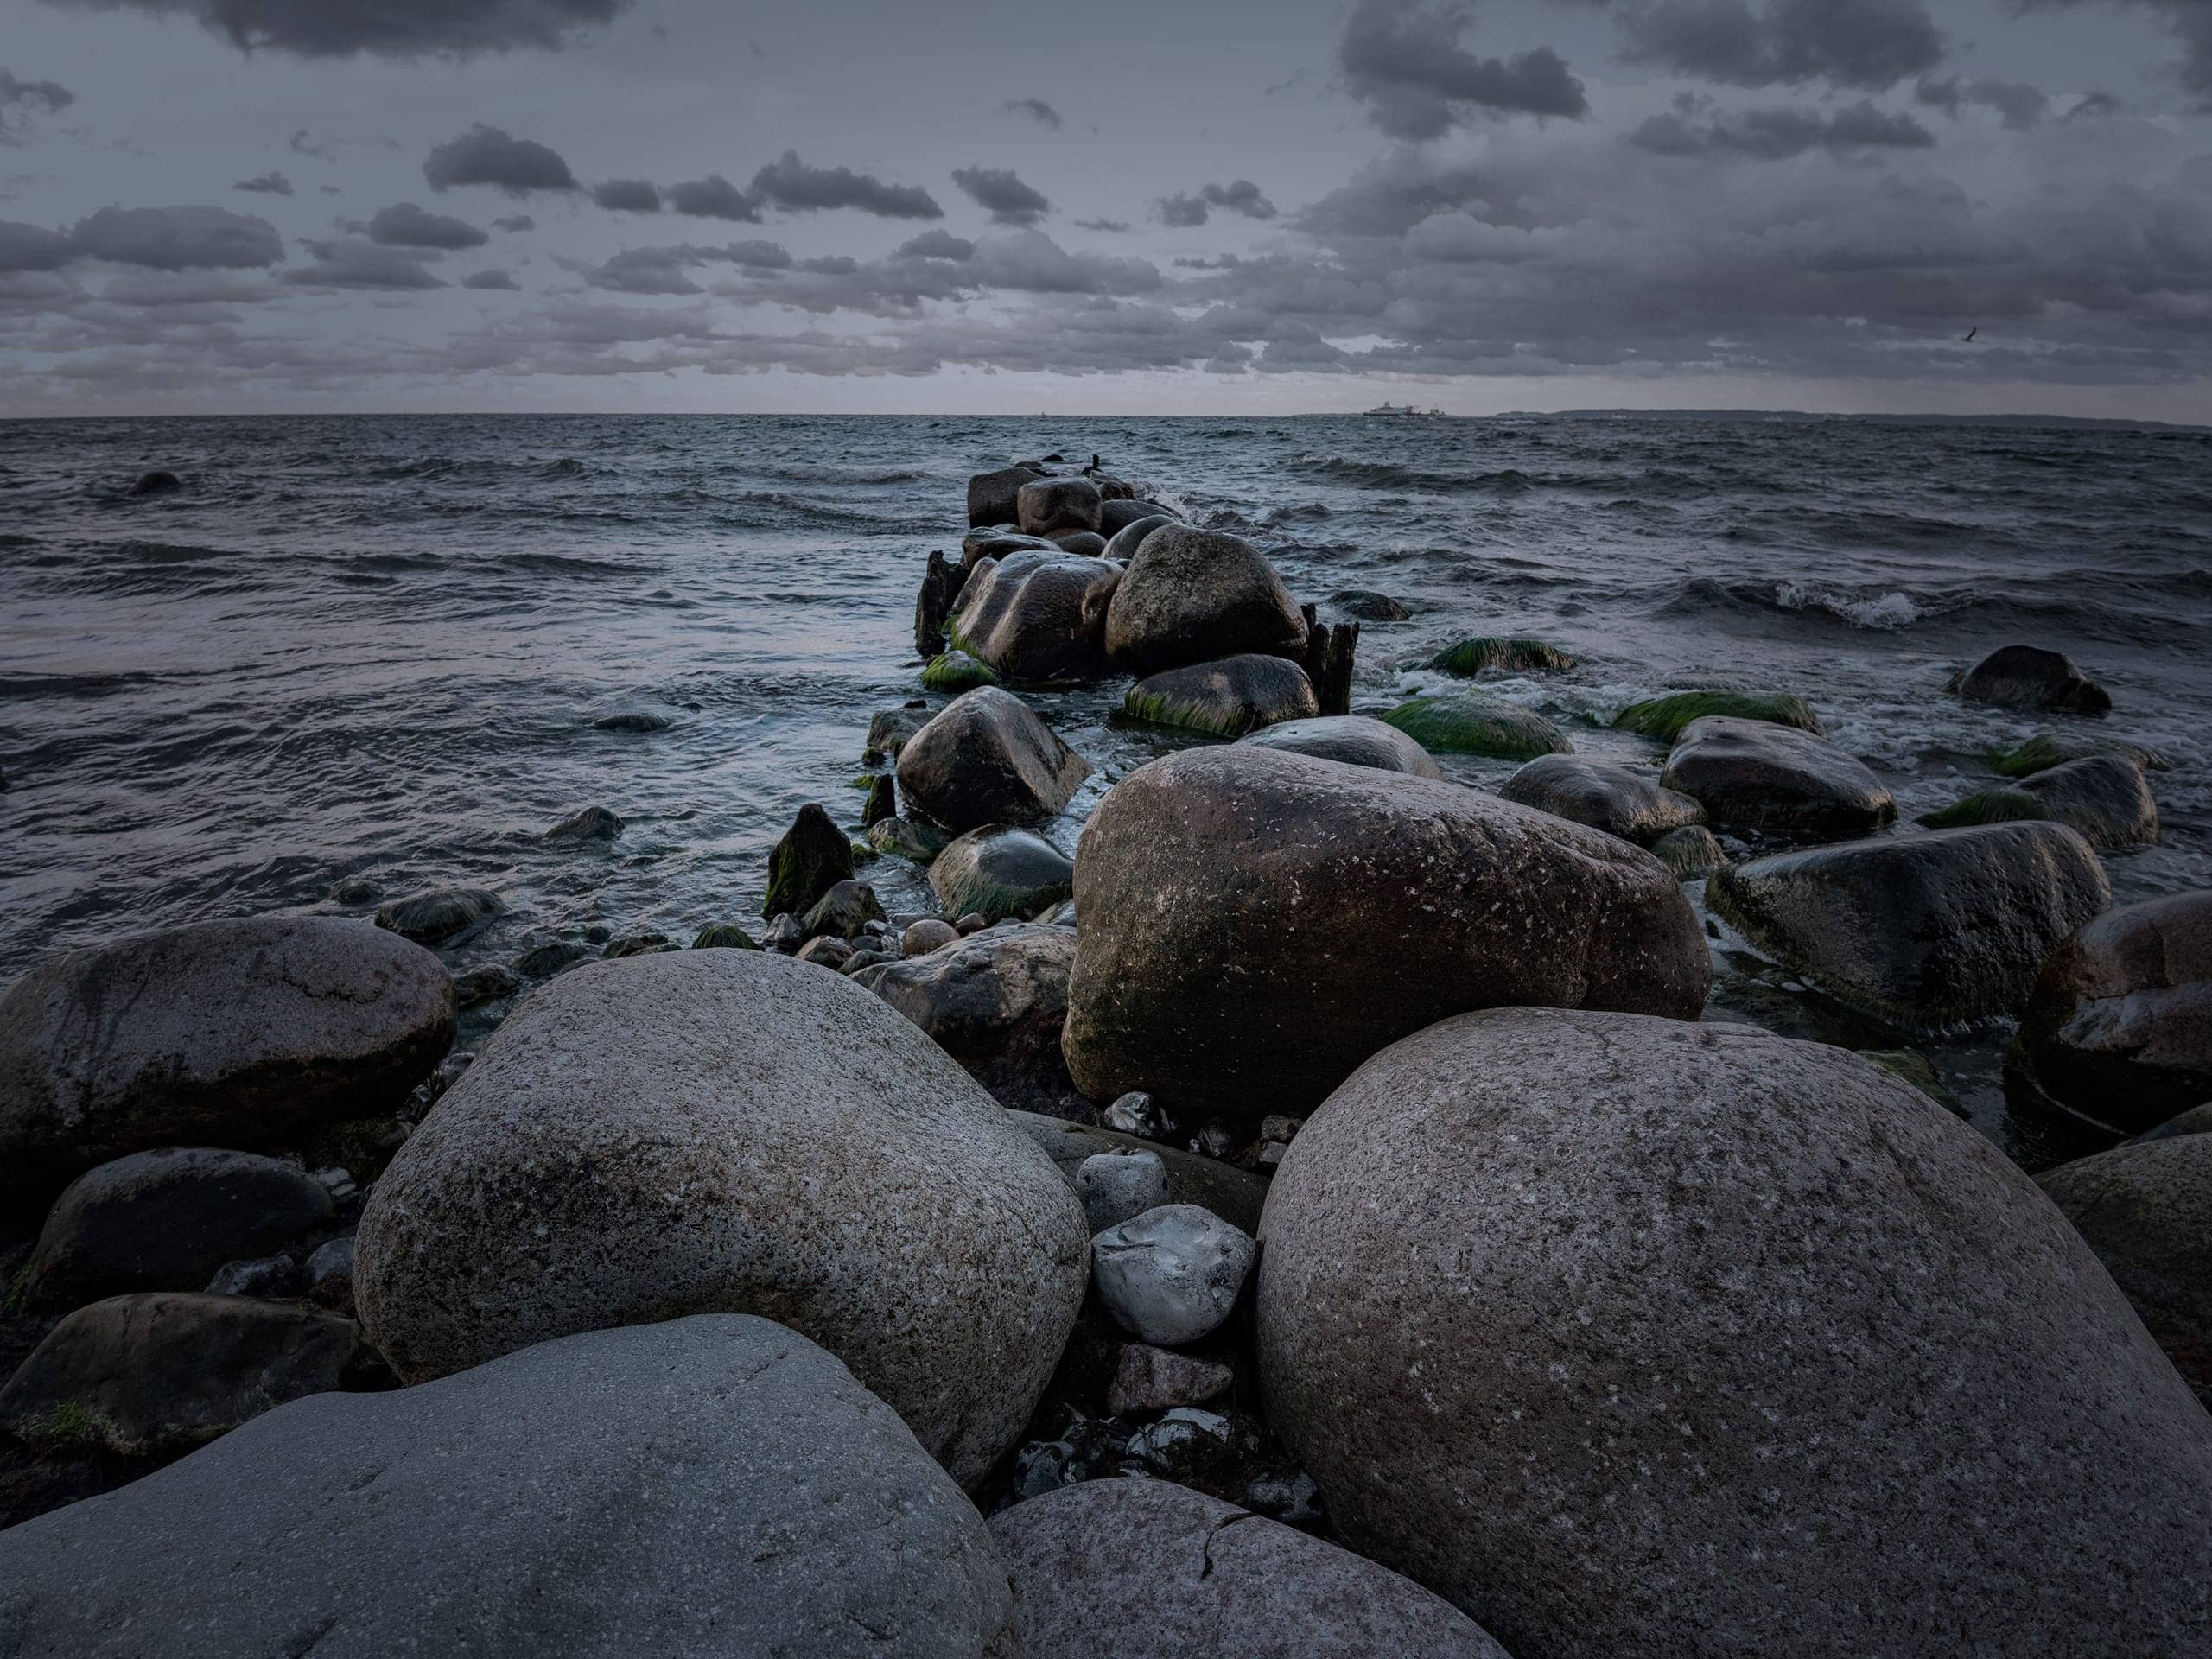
top-left (1773, 581), bottom-right (1923, 630)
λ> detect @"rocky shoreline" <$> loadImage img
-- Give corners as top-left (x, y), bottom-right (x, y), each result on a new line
top-left (1, 450), bottom-right (2209, 1655)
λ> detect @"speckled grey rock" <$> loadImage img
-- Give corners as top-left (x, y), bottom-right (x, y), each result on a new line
top-left (1011, 1112), bottom-right (1268, 1236)
top-left (0, 1317), bottom-right (1020, 1658)
top-left (969, 461), bottom-right (1046, 528)
top-left (854, 924), bottom-right (1083, 1115)
top-left (1064, 747), bottom-right (1711, 1121)
top-left (2037, 1135), bottom-right (2212, 1392)
top-left (1256, 1007), bottom-right (2212, 1659)
top-left (25, 1147), bottom-right (334, 1310)
top-left (902, 918), bottom-right (961, 957)
top-left (1103, 526), bottom-right (1308, 677)
top-left (1500, 753), bottom-right (1707, 844)
top-left (353, 950), bottom-right (1090, 1490)
top-left (1075, 1149), bottom-right (1167, 1234)
top-left (1105, 1342), bottom-right (1234, 1414)
top-left (1660, 715), bottom-right (1895, 840)
top-left (1709, 821), bottom-right (2111, 1029)
top-left (896, 687), bottom-right (1090, 835)
top-left (989, 1478), bottom-right (1507, 1659)
top-left (0, 917), bottom-right (454, 1203)
top-left (1237, 714), bottom-right (1444, 778)
top-left (2137, 1102), bottom-right (2212, 1143)
top-left (1091, 1204), bottom-right (1256, 1345)
top-left (1101, 511), bottom-right (1175, 560)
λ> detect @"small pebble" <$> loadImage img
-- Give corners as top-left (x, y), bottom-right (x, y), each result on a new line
top-left (955, 912), bottom-right (988, 934)
top-left (1076, 1149), bottom-right (1168, 1235)
top-left (1103, 1090), bottom-right (1173, 1140)
top-left (1090, 1203), bottom-right (1257, 1346)
top-left (901, 918), bottom-right (960, 957)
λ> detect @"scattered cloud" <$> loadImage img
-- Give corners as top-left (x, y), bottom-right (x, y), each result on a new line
top-left (367, 201), bottom-right (490, 249)
top-left (950, 165), bottom-right (1051, 226)
top-left (1630, 99), bottom-right (1938, 157)
top-left (1074, 217), bottom-right (1131, 233)
top-left (462, 268), bottom-right (520, 289)
top-left (38, 0), bottom-right (630, 59)
top-left (232, 171), bottom-right (294, 196)
top-left (592, 178), bottom-right (663, 213)
top-left (1157, 180), bottom-right (1280, 226)
top-left (1618, 0), bottom-right (1946, 92)
top-left (1339, 0), bottom-right (1589, 139)
top-left (493, 214), bottom-right (536, 232)
top-left (580, 238), bottom-right (793, 294)
top-left (749, 151), bottom-right (943, 219)
top-left (289, 130), bottom-right (334, 160)
top-left (1001, 97), bottom-right (1064, 130)
top-left (1915, 74), bottom-right (2049, 129)
top-left (0, 69), bottom-right (75, 143)
top-left (285, 238), bottom-right (445, 289)
top-left (897, 230), bottom-right (976, 261)
top-left (0, 219), bottom-right (76, 272)
top-left (666, 174), bottom-right (758, 220)
top-left (71, 204), bottom-right (284, 269)
top-left (423, 124), bottom-right (578, 196)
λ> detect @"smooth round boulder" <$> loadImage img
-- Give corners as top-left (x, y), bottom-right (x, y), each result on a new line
top-left (0, 1317), bottom-right (1019, 1658)
top-left (1237, 714), bottom-right (1443, 778)
top-left (2136, 1101), bottom-right (2212, 1142)
top-left (0, 917), bottom-right (454, 1203)
top-left (1064, 747), bottom-right (1710, 1121)
top-left (353, 950), bottom-right (1090, 1489)
top-left (1091, 1204), bottom-right (1255, 1346)
top-left (1500, 753), bottom-right (1706, 843)
top-left (922, 650), bottom-right (997, 692)
top-left (1709, 822), bottom-right (2111, 1029)
top-left (2037, 1136), bottom-right (2212, 1393)
top-left (2018, 754), bottom-right (2158, 848)
top-left (901, 918), bottom-right (960, 957)
top-left (2012, 891), bottom-right (2212, 1129)
top-left (1125, 653), bottom-right (1318, 738)
top-left (1016, 475), bottom-right (1102, 537)
top-left (1074, 1149), bottom-right (1167, 1234)
top-left (1101, 512), bottom-right (1175, 562)
top-left (895, 686), bottom-right (1090, 835)
top-left (961, 529), bottom-right (1054, 570)
top-left (1649, 823), bottom-right (1728, 877)
top-left (1103, 526), bottom-right (1308, 676)
top-left (1256, 1007), bottom-right (2212, 1659)
top-left (1661, 715), bottom-right (1895, 840)
top-left (1381, 693), bottom-right (1572, 760)
top-left (126, 469), bottom-right (181, 497)
top-left (854, 923), bottom-right (1084, 1116)
top-left (948, 550), bottom-right (1116, 683)
top-left (929, 827), bottom-right (1075, 925)
top-left (1952, 643), bottom-right (2112, 713)
top-left (968, 461), bottom-right (1046, 528)
top-left (1613, 689), bottom-right (1822, 741)
top-left (991, 1478), bottom-right (1508, 1659)
top-left (1098, 498), bottom-right (1175, 539)
top-left (26, 1147), bottom-right (334, 1310)
top-left (1046, 529), bottom-right (1108, 556)
top-left (374, 886), bottom-right (501, 944)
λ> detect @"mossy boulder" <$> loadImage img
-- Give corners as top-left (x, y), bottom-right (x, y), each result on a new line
top-left (921, 651), bottom-right (997, 692)
top-left (692, 924), bottom-right (760, 950)
top-left (1922, 756), bottom-right (2157, 850)
top-left (1427, 636), bottom-right (1576, 675)
top-left (947, 550), bottom-right (1115, 684)
top-left (1990, 732), bottom-right (2171, 779)
top-left (868, 817), bottom-right (953, 865)
top-left (1613, 690), bottom-right (1822, 742)
top-left (896, 687), bottom-right (1090, 835)
top-left (1918, 788), bottom-right (2046, 830)
top-left (763, 802), bottom-right (853, 921)
top-left (930, 828), bottom-right (1075, 925)
top-left (1382, 695), bottom-right (1571, 761)
top-left (1125, 655), bottom-right (1319, 739)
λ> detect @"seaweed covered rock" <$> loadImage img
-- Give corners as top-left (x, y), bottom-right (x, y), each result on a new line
top-left (991, 1478), bottom-right (1509, 1659)
top-left (1499, 754), bottom-right (1705, 844)
top-left (2012, 892), bottom-right (2212, 1130)
top-left (1427, 636), bottom-right (1576, 675)
top-left (1256, 1007), bottom-right (2212, 1659)
top-left (868, 816), bottom-right (953, 865)
top-left (1103, 526), bottom-right (1308, 676)
top-left (1063, 747), bottom-right (1710, 1120)
top-left (1923, 755), bottom-right (2158, 849)
top-left (544, 804), bottom-right (622, 842)
top-left (353, 950), bottom-right (1090, 1489)
top-left (896, 687), bottom-right (1090, 835)
top-left (855, 924), bottom-right (1084, 1116)
top-left (1016, 475), bottom-right (1102, 538)
top-left (0, 917), bottom-right (454, 1203)
top-left (1952, 644), bottom-right (2112, 714)
top-left (0, 1318), bottom-right (1020, 1659)
top-left (865, 705), bottom-right (930, 761)
top-left (762, 801), bottom-right (854, 920)
top-left (1709, 822), bottom-right (2111, 1029)
top-left (921, 650), bottom-right (997, 692)
top-left (1612, 689), bottom-right (1821, 741)
top-left (373, 886), bottom-right (501, 944)
top-left (800, 878), bottom-right (887, 942)
top-left (1381, 693), bottom-right (1570, 760)
top-left (1125, 655), bottom-right (1319, 738)
top-left (948, 550), bottom-right (1115, 683)
top-left (1661, 715), bottom-right (1894, 840)
top-left (1649, 823), bottom-right (1728, 877)
top-left (968, 461), bottom-right (1046, 528)
top-left (1991, 731), bottom-right (2171, 778)
top-left (2037, 1136), bottom-right (2212, 1393)
top-left (1237, 715), bottom-right (1443, 779)
top-left (929, 827), bottom-right (1076, 925)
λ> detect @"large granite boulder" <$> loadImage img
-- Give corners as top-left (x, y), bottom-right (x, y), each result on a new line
top-left (948, 550), bottom-right (1115, 683)
top-left (1709, 823), bottom-right (2111, 1029)
top-left (895, 687), bottom-right (1090, 835)
top-left (968, 461), bottom-right (1046, 528)
top-left (855, 925), bottom-right (1084, 1116)
top-left (25, 1147), bottom-right (334, 1310)
top-left (990, 1478), bottom-right (1508, 1659)
top-left (1952, 643), bottom-right (2112, 713)
top-left (2012, 892), bottom-right (2212, 1130)
top-left (1063, 747), bottom-right (1710, 1121)
top-left (929, 827), bottom-right (1076, 925)
top-left (1103, 526), bottom-right (1307, 676)
top-left (1256, 1007), bottom-right (2212, 1659)
top-left (1660, 715), bottom-right (1894, 840)
top-left (1016, 476), bottom-right (1102, 538)
top-left (1500, 753), bottom-right (1707, 844)
top-left (353, 950), bottom-right (1090, 1489)
top-left (1238, 714), bottom-right (1443, 778)
top-left (2038, 1136), bottom-right (2212, 1394)
top-left (1125, 654), bottom-right (1319, 738)
top-left (0, 917), bottom-right (454, 1203)
top-left (0, 1317), bottom-right (1019, 1657)
top-left (1011, 1111), bottom-right (1270, 1235)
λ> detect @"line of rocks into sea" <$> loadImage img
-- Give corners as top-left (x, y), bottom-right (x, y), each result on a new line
top-left (0, 450), bottom-right (2208, 1656)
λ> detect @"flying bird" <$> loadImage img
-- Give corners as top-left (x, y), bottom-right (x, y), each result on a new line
top-left (1963, 327), bottom-right (1978, 343)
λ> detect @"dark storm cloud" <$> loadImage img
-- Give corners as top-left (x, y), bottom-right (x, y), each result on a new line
top-left (0, 69), bottom-right (75, 143)
top-left (493, 214), bottom-right (536, 232)
top-left (1158, 193), bottom-right (1210, 226)
top-left (1001, 98), bottom-right (1064, 130)
top-left (951, 166), bottom-right (1052, 226)
top-left (462, 268), bottom-right (519, 289)
top-left (41, 0), bottom-right (629, 59)
top-left (285, 238), bottom-right (445, 289)
top-left (72, 204), bottom-right (285, 269)
top-left (1074, 217), bottom-right (1132, 232)
top-left (749, 152), bottom-right (943, 219)
top-left (697, 229), bottom-right (1162, 318)
top-left (232, 170), bottom-right (294, 195)
top-left (1339, 0), bottom-right (1589, 140)
top-left (423, 124), bottom-right (579, 196)
top-left (665, 175), bottom-right (758, 221)
top-left (2019, 0), bottom-right (2212, 103)
top-left (1915, 75), bottom-right (2050, 128)
top-left (0, 219), bottom-right (77, 272)
top-left (1629, 99), bottom-right (1938, 156)
top-left (367, 202), bottom-right (490, 249)
top-left (2065, 89), bottom-right (2125, 118)
top-left (897, 230), bottom-right (976, 261)
top-left (592, 178), bottom-right (664, 213)
top-left (1617, 0), bottom-right (1946, 91)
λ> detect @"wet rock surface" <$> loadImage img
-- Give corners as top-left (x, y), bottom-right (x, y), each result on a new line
top-left (855, 923), bottom-right (1085, 1116)
top-left (1103, 525), bottom-right (1307, 676)
top-left (1236, 713), bottom-right (1442, 777)
top-left (947, 550), bottom-right (1115, 683)
top-left (1660, 715), bottom-right (1895, 840)
top-left (896, 686), bottom-right (1090, 834)
top-left (1952, 643), bottom-right (2113, 713)
top-left (1500, 753), bottom-right (1707, 844)
top-left (1124, 653), bottom-right (1319, 738)
top-left (929, 826), bottom-right (1075, 925)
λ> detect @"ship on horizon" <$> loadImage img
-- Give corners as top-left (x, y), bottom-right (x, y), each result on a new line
top-left (1363, 402), bottom-right (1446, 416)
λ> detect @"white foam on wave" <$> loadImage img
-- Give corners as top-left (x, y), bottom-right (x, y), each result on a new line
top-left (1773, 580), bottom-right (1923, 631)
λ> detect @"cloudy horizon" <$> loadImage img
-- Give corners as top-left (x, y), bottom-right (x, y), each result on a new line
top-left (3, 0), bottom-right (2209, 420)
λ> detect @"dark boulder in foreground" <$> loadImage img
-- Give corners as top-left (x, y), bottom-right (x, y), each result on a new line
top-left (1237, 714), bottom-right (1443, 778)
top-left (0, 917), bottom-right (454, 1202)
top-left (2012, 892), bottom-right (2212, 1130)
top-left (1103, 526), bottom-right (1307, 676)
top-left (1952, 643), bottom-right (2113, 713)
top-left (948, 550), bottom-right (1115, 683)
top-left (0, 1318), bottom-right (1019, 1658)
top-left (1709, 822), bottom-right (2110, 1029)
top-left (1257, 1007), bottom-right (2212, 1659)
top-left (1661, 715), bottom-right (1894, 840)
top-left (1125, 653), bottom-right (1319, 738)
top-left (967, 461), bottom-right (1046, 527)
top-left (930, 826), bottom-right (1076, 925)
top-left (1064, 747), bottom-right (1710, 1121)
top-left (1500, 753), bottom-right (1705, 844)
top-left (763, 800), bottom-right (853, 920)
top-left (2038, 1136), bottom-right (2212, 1395)
top-left (991, 1477), bottom-right (1508, 1659)
top-left (1016, 475), bottom-right (1102, 538)
top-left (896, 686), bottom-right (1090, 835)
top-left (856, 924), bottom-right (1084, 1116)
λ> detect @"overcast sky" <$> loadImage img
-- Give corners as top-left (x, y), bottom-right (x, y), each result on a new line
top-left (3, 0), bottom-right (2208, 417)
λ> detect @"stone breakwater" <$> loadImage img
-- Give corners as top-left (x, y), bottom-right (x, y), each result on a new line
top-left (0, 448), bottom-right (2209, 1656)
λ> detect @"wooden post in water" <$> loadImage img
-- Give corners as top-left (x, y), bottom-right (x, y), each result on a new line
top-left (915, 550), bottom-right (964, 658)
top-left (1300, 604), bottom-right (1358, 716)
